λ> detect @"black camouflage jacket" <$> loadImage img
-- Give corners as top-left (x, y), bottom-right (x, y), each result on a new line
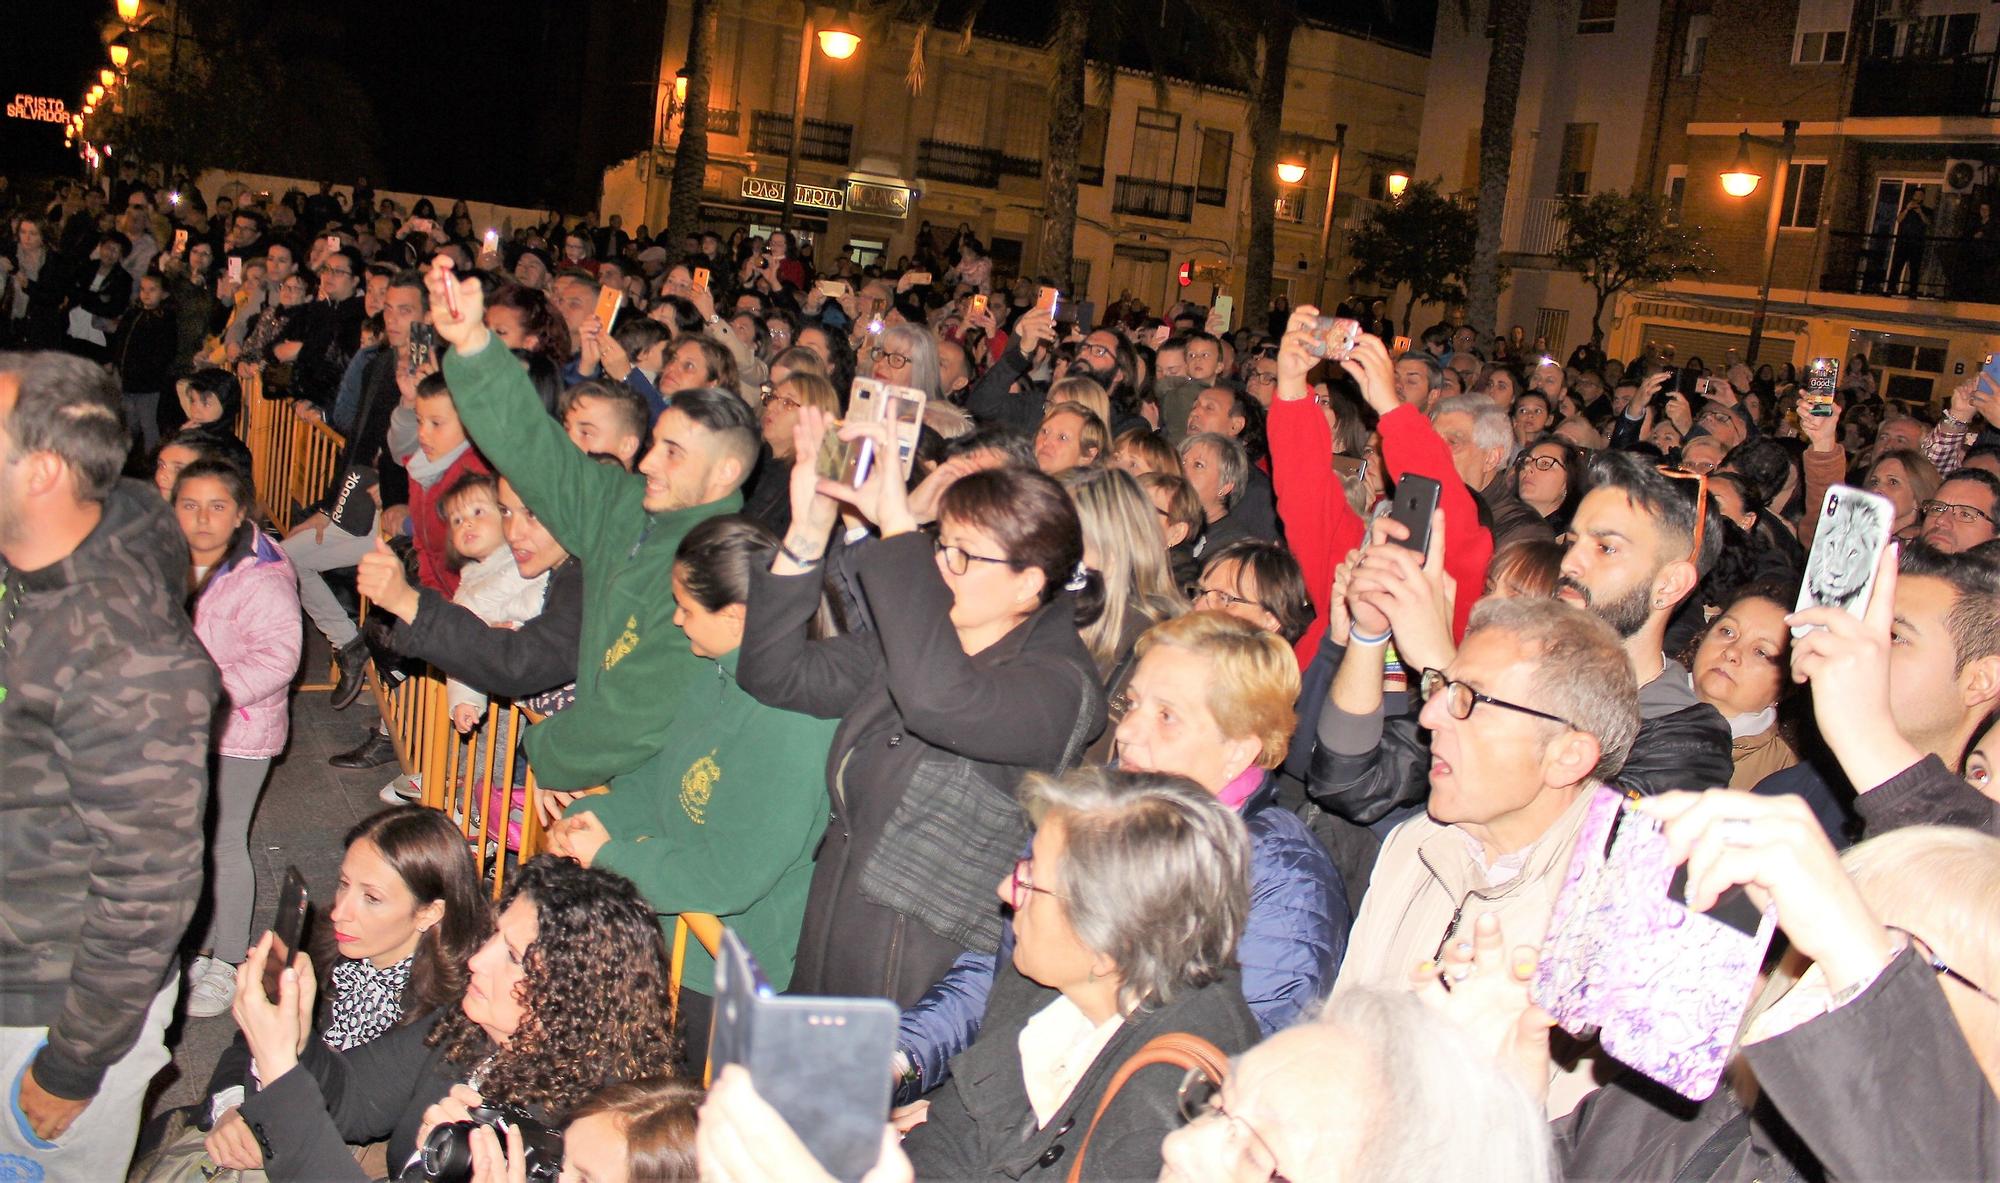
top-left (0, 479), bottom-right (219, 1100)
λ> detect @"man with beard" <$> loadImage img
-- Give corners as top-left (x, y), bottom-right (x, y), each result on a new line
top-left (1068, 327), bottom-right (1144, 434)
top-left (1555, 450), bottom-right (1734, 793)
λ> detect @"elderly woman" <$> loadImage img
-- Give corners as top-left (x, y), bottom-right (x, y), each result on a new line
top-left (1035, 400), bottom-right (1110, 474)
top-left (740, 411), bottom-right (1104, 1007)
top-left (867, 320), bottom-right (943, 400)
top-left (228, 858), bottom-right (677, 1182)
top-left (1687, 583), bottom-right (1799, 789)
top-left (900, 768), bottom-right (1262, 1182)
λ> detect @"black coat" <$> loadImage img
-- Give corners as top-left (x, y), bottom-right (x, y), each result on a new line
top-left (390, 556), bottom-right (582, 700)
top-left (738, 532), bottom-right (1104, 1006)
top-left (904, 969), bottom-right (1260, 1182)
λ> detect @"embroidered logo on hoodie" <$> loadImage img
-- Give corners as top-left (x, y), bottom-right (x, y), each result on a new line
top-left (604, 615), bottom-right (640, 670)
top-left (681, 751), bottom-right (720, 824)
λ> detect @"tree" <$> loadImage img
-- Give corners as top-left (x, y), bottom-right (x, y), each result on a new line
top-left (1039, 0), bottom-right (1090, 289)
top-left (1239, 3), bottom-right (1299, 332)
top-left (1466, 0), bottom-right (1531, 334)
top-left (665, 0), bottom-right (717, 249)
top-left (1553, 190), bottom-right (1711, 347)
top-left (1347, 179), bottom-right (1478, 334)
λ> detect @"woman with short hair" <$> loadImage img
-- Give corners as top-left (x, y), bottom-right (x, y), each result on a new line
top-left (901, 768), bottom-right (1261, 1183)
top-left (1687, 583), bottom-right (1799, 789)
top-left (744, 371), bottom-right (841, 535)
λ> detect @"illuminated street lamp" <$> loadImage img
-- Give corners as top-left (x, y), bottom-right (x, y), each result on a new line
top-left (118, 0), bottom-right (142, 23)
top-left (780, 4), bottom-right (862, 233)
top-left (817, 9), bottom-right (861, 60)
top-left (89, 84), bottom-right (105, 104)
top-left (1386, 172), bottom-right (1410, 200)
top-left (100, 68), bottom-right (118, 88)
top-left (1719, 121), bottom-right (1798, 363)
top-left (1276, 158), bottom-right (1307, 185)
top-left (110, 36), bottom-right (132, 70)
top-left (1275, 127), bottom-right (1348, 307)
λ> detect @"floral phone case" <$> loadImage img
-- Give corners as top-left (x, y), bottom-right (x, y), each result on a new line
top-left (1532, 787), bottom-right (1776, 1101)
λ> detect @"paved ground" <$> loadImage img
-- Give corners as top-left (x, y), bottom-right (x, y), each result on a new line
top-left (142, 636), bottom-right (402, 1123)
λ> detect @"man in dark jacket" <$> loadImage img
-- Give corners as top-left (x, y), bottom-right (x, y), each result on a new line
top-left (962, 304), bottom-right (1055, 435)
top-left (0, 351), bottom-right (219, 1179)
top-left (62, 231), bottom-right (133, 362)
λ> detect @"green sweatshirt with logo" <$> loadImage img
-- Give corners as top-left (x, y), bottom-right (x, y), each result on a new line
top-left (573, 650), bottom-right (835, 994)
top-left (443, 335), bottom-right (740, 790)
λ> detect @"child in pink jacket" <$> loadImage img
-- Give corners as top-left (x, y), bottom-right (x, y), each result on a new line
top-left (171, 459), bottom-right (305, 1018)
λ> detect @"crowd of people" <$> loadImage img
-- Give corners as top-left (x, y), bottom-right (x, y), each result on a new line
top-left (1, 167), bottom-right (1997, 1183)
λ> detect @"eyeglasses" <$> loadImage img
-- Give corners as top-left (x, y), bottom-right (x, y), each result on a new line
top-left (766, 394), bottom-right (802, 414)
top-left (1890, 927), bottom-right (1999, 1004)
top-left (934, 536), bottom-right (1011, 576)
top-left (1247, 369), bottom-right (1277, 384)
top-left (1920, 500), bottom-right (1998, 527)
top-left (1419, 668), bottom-right (1574, 729)
top-left (1655, 465), bottom-right (1710, 561)
top-left (1518, 453), bottom-right (1565, 472)
top-left (871, 347), bottom-right (913, 371)
top-left (321, 267), bottom-right (354, 278)
top-left (1191, 585), bottom-right (1269, 615)
top-left (1080, 342), bottom-right (1116, 359)
top-left (1007, 858), bottom-right (1064, 909)
top-left (1175, 1070), bottom-right (1290, 1183)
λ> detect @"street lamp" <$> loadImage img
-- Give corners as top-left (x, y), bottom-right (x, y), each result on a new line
top-left (1276, 158), bottom-right (1307, 185)
top-left (780, 4), bottom-right (861, 234)
top-left (1386, 172), bottom-right (1410, 200)
top-left (100, 68), bottom-right (117, 88)
top-left (1719, 120), bottom-right (1797, 363)
top-left (110, 35), bottom-right (132, 70)
top-left (117, 0), bottom-right (142, 23)
top-left (1276, 126), bottom-right (1348, 308)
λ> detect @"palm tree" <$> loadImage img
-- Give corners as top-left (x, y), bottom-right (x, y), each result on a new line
top-left (1240, 2), bottom-right (1299, 329)
top-left (1039, 0), bottom-right (1090, 288)
top-left (665, 0), bottom-right (717, 248)
top-left (1466, 0), bottom-right (1531, 334)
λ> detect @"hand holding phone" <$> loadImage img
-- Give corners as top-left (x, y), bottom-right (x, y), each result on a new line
top-left (1793, 485), bottom-right (1893, 637)
top-left (1385, 474), bottom-right (1442, 554)
top-left (593, 285), bottom-right (624, 333)
top-left (694, 266), bottom-right (711, 295)
top-left (262, 867), bottom-right (311, 1004)
top-left (1035, 285), bottom-right (1062, 320)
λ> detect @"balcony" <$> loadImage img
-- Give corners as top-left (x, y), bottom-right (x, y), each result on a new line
top-left (1196, 184), bottom-right (1227, 207)
top-left (1851, 51), bottom-right (1999, 117)
top-left (916, 141), bottom-right (1043, 187)
top-left (1114, 176), bottom-right (1194, 222)
top-left (1505, 196), bottom-right (1571, 256)
top-left (749, 111), bottom-right (854, 165)
top-left (1273, 194), bottom-right (1307, 223)
top-left (1079, 163), bottom-right (1105, 187)
top-left (1817, 230), bottom-right (2000, 304)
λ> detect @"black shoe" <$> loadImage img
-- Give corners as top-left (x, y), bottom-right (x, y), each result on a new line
top-left (329, 729), bottom-right (396, 769)
top-left (330, 637), bottom-right (372, 711)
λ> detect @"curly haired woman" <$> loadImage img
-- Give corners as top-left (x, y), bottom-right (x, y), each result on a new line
top-left (227, 857), bottom-right (678, 1182)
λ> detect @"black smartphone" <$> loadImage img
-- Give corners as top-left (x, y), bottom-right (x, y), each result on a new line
top-left (262, 866), bottom-right (310, 1003)
top-left (1387, 474), bottom-right (1442, 553)
top-left (407, 323), bottom-right (438, 372)
top-left (710, 929), bottom-right (897, 1183)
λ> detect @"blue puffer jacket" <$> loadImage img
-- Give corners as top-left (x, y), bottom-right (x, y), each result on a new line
top-left (893, 775), bottom-right (1348, 1101)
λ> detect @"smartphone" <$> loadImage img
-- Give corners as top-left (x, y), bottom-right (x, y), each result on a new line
top-left (227, 256), bottom-right (244, 285)
top-left (1793, 484), bottom-right (1894, 638)
top-left (1978, 352), bottom-right (1999, 398)
top-left (1306, 316), bottom-right (1362, 360)
top-left (693, 266), bottom-right (711, 295)
top-left (969, 293), bottom-right (988, 317)
top-left (710, 929), bottom-right (897, 1183)
top-left (1386, 474), bottom-right (1441, 553)
top-left (482, 227), bottom-right (500, 253)
top-left (593, 284), bottom-right (624, 330)
top-left (1035, 285), bottom-right (1061, 319)
top-left (1805, 357), bottom-right (1839, 416)
top-left (1392, 335), bottom-right (1412, 355)
top-left (262, 866), bottom-right (311, 1004)
top-left (408, 322), bottom-right (439, 372)
top-left (907, 270), bottom-right (932, 287)
top-left (815, 278), bottom-right (852, 299)
top-left (1205, 295), bottom-right (1234, 336)
top-left (826, 378), bottom-right (927, 486)
top-left (1533, 789), bottom-right (1775, 1101)
top-left (172, 228), bottom-right (189, 255)
top-left (322, 234), bottom-right (342, 258)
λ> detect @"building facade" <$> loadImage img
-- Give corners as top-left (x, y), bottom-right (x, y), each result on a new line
top-left (1416, 0), bottom-right (1999, 408)
top-left (601, 0), bottom-right (1427, 325)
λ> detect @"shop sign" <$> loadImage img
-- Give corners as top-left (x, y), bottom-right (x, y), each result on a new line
top-left (846, 180), bottom-right (911, 219)
top-left (740, 177), bottom-right (844, 211)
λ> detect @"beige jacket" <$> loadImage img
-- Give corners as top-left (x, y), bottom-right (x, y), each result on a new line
top-left (1334, 785), bottom-right (1608, 1115)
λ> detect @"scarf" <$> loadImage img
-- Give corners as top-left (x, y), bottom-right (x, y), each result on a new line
top-left (1727, 705), bottom-right (1779, 740)
top-left (406, 439), bottom-right (472, 490)
top-left (322, 954), bottom-right (414, 1051)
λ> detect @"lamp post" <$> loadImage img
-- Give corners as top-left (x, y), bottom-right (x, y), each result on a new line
top-left (1719, 119), bottom-right (1798, 364)
top-left (780, 4), bottom-right (860, 235)
top-left (1280, 126), bottom-right (1348, 309)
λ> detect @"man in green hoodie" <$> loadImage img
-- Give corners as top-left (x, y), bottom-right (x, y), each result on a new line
top-left (430, 263), bottom-right (757, 789)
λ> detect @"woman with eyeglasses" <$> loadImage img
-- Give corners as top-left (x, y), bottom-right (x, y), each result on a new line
top-left (868, 320), bottom-right (943, 400)
top-left (899, 767), bottom-right (1262, 1183)
top-left (744, 371), bottom-right (840, 535)
top-left (739, 410), bottom-right (1105, 1007)
top-left (1191, 539), bottom-right (1315, 655)
top-left (1514, 435), bottom-right (1585, 535)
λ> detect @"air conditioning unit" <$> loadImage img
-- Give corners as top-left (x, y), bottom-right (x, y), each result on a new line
top-left (1943, 159), bottom-right (1980, 195)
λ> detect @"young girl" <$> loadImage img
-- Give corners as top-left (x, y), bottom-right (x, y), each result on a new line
top-left (389, 371), bottom-right (491, 596)
top-left (173, 460), bottom-right (305, 1018)
top-left (438, 473), bottom-right (551, 733)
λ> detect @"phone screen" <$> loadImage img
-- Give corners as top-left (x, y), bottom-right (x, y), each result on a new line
top-left (1793, 484), bottom-right (1893, 637)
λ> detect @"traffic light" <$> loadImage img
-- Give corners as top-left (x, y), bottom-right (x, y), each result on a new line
top-left (1178, 260), bottom-right (1192, 287)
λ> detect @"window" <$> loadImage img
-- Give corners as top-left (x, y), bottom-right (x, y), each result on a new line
top-left (1196, 128), bottom-right (1231, 205)
top-left (1080, 106), bottom-right (1110, 184)
top-left (1557, 123), bottom-right (1597, 196)
top-left (1682, 13), bottom-right (1709, 75)
top-left (1781, 162), bottom-right (1828, 229)
top-left (1131, 108), bottom-right (1181, 183)
top-left (1577, 0), bottom-right (1616, 35)
top-left (1001, 83), bottom-right (1043, 163)
top-left (929, 71), bottom-right (988, 147)
top-left (1794, 0), bottom-right (1852, 64)
top-left (1665, 165), bottom-right (1687, 224)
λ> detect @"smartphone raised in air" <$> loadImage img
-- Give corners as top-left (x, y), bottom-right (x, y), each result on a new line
top-left (1385, 474), bottom-right (1441, 554)
top-left (1793, 484), bottom-right (1894, 638)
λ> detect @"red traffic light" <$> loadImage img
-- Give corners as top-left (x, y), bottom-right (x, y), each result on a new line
top-left (1177, 261), bottom-right (1192, 287)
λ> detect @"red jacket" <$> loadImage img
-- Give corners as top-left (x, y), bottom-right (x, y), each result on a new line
top-left (401, 446), bottom-right (491, 597)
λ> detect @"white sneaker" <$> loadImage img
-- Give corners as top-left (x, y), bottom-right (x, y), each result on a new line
top-left (378, 773), bottom-right (421, 805)
top-left (186, 957), bottom-right (238, 1018)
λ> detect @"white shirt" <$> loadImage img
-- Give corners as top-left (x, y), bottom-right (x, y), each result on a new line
top-left (1017, 994), bottom-right (1124, 1129)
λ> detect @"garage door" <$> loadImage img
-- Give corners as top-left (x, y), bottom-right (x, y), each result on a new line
top-left (1637, 322), bottom-right (1799, 370)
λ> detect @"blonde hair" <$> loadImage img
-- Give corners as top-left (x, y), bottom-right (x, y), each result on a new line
top-left (1060, 467), bottom-right (1187, 670)
top-left (1114, 428), bottom-right (1182, 477)
top-left (1138, 471), bottom-right (1203, 542)
top-left (774, 371), bottom-right (840, 418)
top-left (1048, 376), bottom-right (1112, 428)
top-left (1042, 400), bottom-right (1110, 466)
top-left (1133, 612), bottom-right (1299, 768)
top-left (1843, 825), bottom-right (2000, 1000)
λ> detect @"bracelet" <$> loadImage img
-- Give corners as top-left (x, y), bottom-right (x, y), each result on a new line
top-left (1940, 412), bottom-right (1968, 430)
top-left (1349, 623), bottom-right (1393, 647)
top-left (777, 541), bottom-right (823, 570)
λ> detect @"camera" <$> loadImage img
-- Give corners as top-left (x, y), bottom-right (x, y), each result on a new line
top-left (419, 1104), bottom-right (563, 1183)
